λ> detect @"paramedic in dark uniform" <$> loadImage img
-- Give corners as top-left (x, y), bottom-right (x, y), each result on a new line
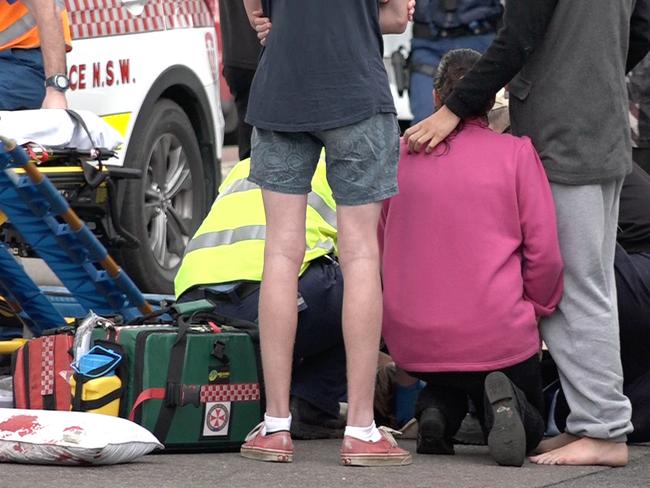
top-left (409, 0), bottom-right (502, 124)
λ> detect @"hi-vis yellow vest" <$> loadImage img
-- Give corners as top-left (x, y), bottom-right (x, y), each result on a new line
top-left (0, 0), bottom-right (72, 51)
top-left (174, 158), bottom-right (337, 298)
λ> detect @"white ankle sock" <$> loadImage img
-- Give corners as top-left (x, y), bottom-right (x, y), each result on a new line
top-left (344, 421), bottom-right (382, 442)
top-left (262, 413), bottom-right (292, 435)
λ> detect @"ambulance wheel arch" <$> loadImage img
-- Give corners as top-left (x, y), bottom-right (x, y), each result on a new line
top-left (118, 66), bottom-right (221, 294)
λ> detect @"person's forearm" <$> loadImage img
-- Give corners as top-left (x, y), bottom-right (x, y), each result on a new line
top-left (627, 0), bottom-right (650, 73)
top-left (446, 0), bottom-right (558, 119)
top-left (379, 0), bottom-right (409, 35)
top-left (243, 0), bottom-right (263, 27)
top-left (22, 0), bottom-right (66, 78)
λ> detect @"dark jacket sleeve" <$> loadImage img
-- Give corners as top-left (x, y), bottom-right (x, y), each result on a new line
top-left (628, 0), bottom-right (650, 73)
top-left (445, 0), bottom-right (558, 119)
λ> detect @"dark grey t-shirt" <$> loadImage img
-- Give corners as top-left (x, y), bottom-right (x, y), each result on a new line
top-left (219, 0), bottom-right (261, 70)
top-left (246, 0), bottom-right (396, 132)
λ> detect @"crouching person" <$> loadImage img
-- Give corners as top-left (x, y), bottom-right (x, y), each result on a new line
top-left (379, 49), bottom-right (564, 467)
top-left (175, 158), bottom-right (346, 440)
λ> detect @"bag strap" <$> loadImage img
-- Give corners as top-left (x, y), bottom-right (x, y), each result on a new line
top-left (71, 371), bottom-right (124, 413)
top-left (129, 383), bottom-right (261, 422)
top-left (152, 315), bottom-right (192, 442)
top-left (76, 387), bottom-right (124, 412)
top-left (12, 341), bottom-right (31, 409)
top-left (126, 305), bottom-right (175, 325)
top-left (71, 374), bottom-right (86, 412)
top-left (94, 340), bottom-right (129, 417)
top-left (185, 310), bottom-right (259, 343)
top-left (129, 388), bottom-right (165, 422)
top-left (65, 109), bottom-right (95, 148)
top-left (40, 336), bottom-right (56, 410)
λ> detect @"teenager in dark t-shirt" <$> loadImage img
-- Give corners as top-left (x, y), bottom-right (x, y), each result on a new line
top-left (239, 0), bottom-right (415, 467)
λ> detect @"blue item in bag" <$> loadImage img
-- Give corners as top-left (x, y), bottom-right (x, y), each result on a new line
top-left (73, 345), bottom-right (122, 378)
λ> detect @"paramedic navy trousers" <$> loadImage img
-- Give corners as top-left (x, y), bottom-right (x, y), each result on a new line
top-left (180, 257), bottom-right (346, 419)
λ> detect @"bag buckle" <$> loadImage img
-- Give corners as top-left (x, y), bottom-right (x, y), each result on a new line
top-left (164, 382), bottom-right (182, 408)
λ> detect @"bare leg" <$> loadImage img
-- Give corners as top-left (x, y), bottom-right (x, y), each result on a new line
top-left (529, 437), bottom-right (628, 466)
top-left (258, 190), bottom-right (308, 418)
top-left (534, 433), bottom-right (579, 454)
top-left (337, 202), bottom-right (383, 427)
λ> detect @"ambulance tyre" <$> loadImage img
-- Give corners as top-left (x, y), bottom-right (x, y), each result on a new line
top-left (120, 99), bottom-right (207, 294)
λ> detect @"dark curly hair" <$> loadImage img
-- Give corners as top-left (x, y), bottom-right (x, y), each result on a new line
top-left (434, 48), bottom-right (491, 117)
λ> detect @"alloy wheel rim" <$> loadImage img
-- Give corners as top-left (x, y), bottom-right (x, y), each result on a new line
top-left (144, 133), bottom-right (194, 270)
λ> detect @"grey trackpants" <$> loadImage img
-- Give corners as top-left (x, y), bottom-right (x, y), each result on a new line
top-left (541, 179), bottom-right (633, 441)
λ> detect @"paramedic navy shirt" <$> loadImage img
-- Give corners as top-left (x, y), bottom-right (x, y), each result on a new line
top-left (246, 0), bottom-right (396, 132)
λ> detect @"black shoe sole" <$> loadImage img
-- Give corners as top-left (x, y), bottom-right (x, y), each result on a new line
top-left (417, 408), bottom-right (455, 455)
top-left (485, 372), bottom-right (526, 467)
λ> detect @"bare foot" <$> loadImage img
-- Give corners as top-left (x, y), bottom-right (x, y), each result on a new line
top-left (533, 433), bottom-right (579, 454)
top-left (529, 437), bottom-right (628, 466)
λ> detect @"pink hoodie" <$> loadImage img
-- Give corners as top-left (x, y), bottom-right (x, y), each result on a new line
top-left (380, 120), bottom-right (563, 372)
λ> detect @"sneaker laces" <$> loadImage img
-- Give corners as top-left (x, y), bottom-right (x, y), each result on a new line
top-left (377, 426), bottom-right (402, 447)
top-left (244, 421), bottom-right (265, 442)
top-left (398, 418), bottom-right (418, 438)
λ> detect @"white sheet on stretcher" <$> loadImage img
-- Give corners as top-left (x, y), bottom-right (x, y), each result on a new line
top-left (0, 109), bottom-right (123, 151)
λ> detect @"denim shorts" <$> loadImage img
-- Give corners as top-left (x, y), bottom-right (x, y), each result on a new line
top-left (248, 112), bottom-right (400, 206)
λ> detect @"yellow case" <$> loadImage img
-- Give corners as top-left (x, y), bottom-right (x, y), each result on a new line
top-left (70, 375), bottom-right (121, 416)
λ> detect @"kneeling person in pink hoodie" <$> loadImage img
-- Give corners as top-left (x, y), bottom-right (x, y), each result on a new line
top-left (379, 49), bottom-right (564, 467)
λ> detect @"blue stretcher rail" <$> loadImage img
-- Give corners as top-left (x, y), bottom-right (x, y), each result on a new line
top-left (0, 136), bottom-right (152, 331)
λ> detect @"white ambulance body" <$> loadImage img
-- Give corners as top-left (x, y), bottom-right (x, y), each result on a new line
top-left (64, 0), bottom-right (225, 293)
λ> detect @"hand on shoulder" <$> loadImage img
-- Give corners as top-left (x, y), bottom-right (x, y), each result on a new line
top-left (403, 106), bottom-right (461, 154)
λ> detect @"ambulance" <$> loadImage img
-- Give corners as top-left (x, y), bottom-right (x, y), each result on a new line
top-left (63, 0), bottom-right (225, 293)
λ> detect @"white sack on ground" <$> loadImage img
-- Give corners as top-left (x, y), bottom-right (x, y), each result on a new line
top-left (0, 408), bottom-right (162, 465)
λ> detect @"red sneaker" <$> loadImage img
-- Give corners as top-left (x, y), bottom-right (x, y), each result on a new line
top-left (340, 427), bottom-right (412, 466)
top-left (240, 422), bottom-right (294, 463)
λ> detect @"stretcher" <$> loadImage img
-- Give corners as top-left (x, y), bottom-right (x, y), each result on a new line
top-left (0, 110), bottom-right (152, 336)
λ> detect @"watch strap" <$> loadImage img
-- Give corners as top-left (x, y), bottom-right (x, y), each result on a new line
top-left (45, 74), bottom-right (70, 92)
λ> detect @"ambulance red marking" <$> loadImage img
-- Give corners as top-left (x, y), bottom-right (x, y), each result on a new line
top-left (65, 0), bottom-right (213, 40)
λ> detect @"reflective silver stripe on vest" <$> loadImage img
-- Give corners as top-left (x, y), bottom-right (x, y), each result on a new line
top-left (217, 178), bottom-right (258, 200)
top-left (219, 176), bottom-right (337, 229)
top-left (0, 15), bottom-right (36, 46)
top-left (310, 240), bottom-right (335, 254)
top-left (307, 193), bottom-right (336, 229)
top-left (185, 225), bottom-right (335, 255)
top-left (0, 0), bottom-right (66, 47)
top-left (185, 225), bottom-right (266, 254)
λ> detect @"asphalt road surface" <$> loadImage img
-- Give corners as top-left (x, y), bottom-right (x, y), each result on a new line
top-left (9, 147), bottom-right (650, 486)
top-left (2, 441), bottom-right (650, 488)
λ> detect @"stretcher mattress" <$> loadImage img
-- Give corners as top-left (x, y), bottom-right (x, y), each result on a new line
top-left (0, 109), bottom-right (123, 151)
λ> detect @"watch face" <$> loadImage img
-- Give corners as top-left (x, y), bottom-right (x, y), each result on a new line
top-left (55, 75), bottom-right (69, 90)
top-left (47, 75), bottom-right (69, 91)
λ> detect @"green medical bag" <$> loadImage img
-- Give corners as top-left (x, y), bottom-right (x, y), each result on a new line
top-left (92, 320), bottom-right (261, 452)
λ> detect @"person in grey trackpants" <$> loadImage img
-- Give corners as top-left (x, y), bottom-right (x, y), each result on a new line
top-left (404, 0), bottom-right (650, 465)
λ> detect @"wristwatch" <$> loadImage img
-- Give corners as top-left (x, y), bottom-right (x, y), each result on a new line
top-left (44, 74), bottom-right (70, 92)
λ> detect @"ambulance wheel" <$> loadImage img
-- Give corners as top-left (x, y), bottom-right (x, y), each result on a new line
top-left (119, 99), bottom-right (207, 294)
